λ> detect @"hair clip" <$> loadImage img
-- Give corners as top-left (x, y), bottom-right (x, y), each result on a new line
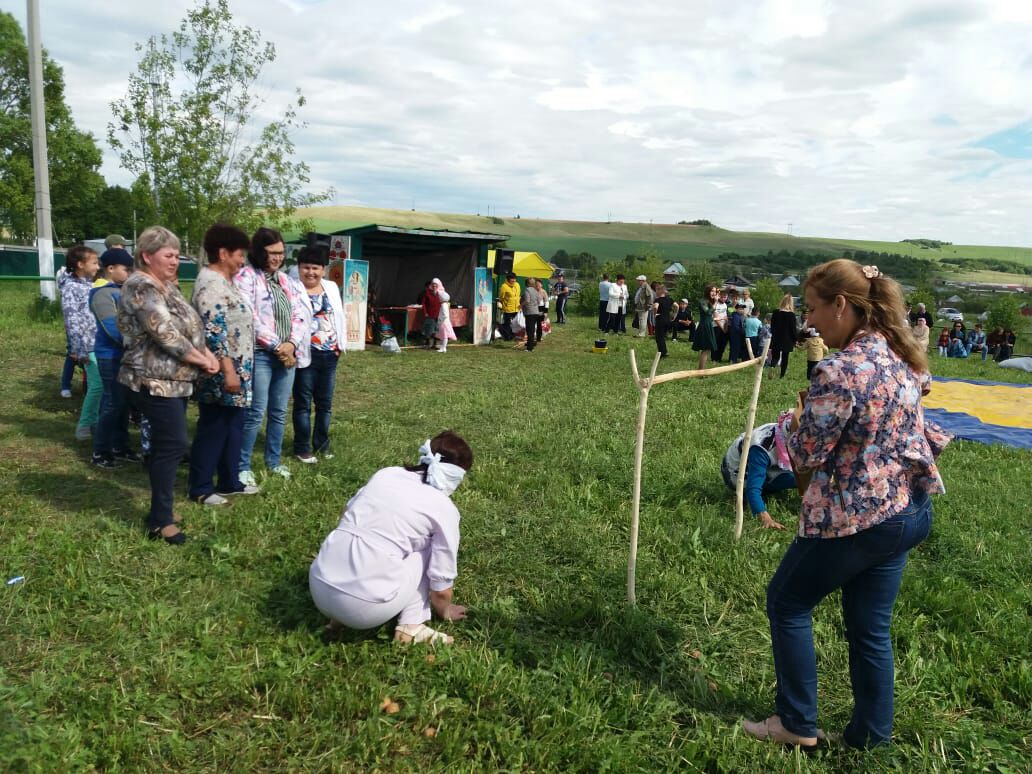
top-left (861, 265), bottom-right (880, 279)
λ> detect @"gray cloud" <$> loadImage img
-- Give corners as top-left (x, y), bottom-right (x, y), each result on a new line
top-left (6, 0), bottom-right (1032, 245)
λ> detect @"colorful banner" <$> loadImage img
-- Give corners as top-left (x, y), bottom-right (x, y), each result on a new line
top-left (342, 259), bottom-right (369, 351)
top-left (473, 267), bottom-right (493, 345)
top-left (328, 236), bottom-right (351, 262)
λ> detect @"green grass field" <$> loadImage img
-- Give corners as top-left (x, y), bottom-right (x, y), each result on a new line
top-left (1, 282), bottom-right (1030, 771)
top-left (297, 205), bottom-right (1032, 271)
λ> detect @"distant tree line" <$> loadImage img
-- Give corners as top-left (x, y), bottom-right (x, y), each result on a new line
top-left (939, 257), bottom-right (1032, 276)
top-left (902, 239), bottom-right (952, 249)
top-left (677, 219), bottom-right (715, 226)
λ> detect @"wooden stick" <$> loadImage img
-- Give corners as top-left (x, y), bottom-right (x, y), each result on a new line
top-left (734, 338), bottom-right (771, 540)
top-left (649, 355), bottom-right (761, 386)
top-left (627, 349), bottom-right (661, 606)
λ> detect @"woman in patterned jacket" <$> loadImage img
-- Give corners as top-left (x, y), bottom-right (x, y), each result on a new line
top-left (743, 259), bottom-right (950, 751)
top-left (117, 227), bottom-right (219, 544)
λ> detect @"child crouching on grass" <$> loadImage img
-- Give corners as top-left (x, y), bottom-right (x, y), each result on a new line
top-left (57, 245), bottom-right (101, 441)
top-left (937, 327), bottom-right (950, 357)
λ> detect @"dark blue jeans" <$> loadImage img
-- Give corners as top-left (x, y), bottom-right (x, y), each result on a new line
top-left (188, 402), bottom-right (245, 498)
top-left (61, 353), bottom-right (75, 391)
top-left (292, 349), bottom-right (340, 455)
top-left (93, 356), bottom-right (131, 457)
top-left (766, 492), bottom-right (932, 748)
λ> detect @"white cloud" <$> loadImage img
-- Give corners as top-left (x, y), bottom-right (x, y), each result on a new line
top-left (6, 0), bottom-right (1032, 245)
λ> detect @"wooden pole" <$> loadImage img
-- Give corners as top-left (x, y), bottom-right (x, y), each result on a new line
top-left (649, 357), bottom-right (760, 386)
top-left (734, 338), bottom-right (771, 540)
top-left (628, 349), bottom-right (661, 606)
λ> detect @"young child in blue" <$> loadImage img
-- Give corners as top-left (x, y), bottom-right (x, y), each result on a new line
top-left (744, 308), bottom-right (763, 359)
top-left (89, 248), bottom-right (142, 468)
top-left (58, 245), bottom-right (101, 440)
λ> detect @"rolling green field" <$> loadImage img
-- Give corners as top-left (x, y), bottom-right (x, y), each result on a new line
top-left (297, 205), bottom-right (1032, 275)
top-left (1, 282), bottom-right (1030, 771)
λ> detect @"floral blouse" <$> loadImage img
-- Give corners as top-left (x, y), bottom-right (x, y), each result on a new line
top-left (234, 264), bottom-right (307, 353)
top-left (191, 267), bottom-right (255, 408)
top-left (788, 331), bottom-right (950, 539)
top-left (117, 273), bottom-right (205, 398)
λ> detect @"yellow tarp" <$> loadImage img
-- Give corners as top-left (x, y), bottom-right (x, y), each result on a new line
top-left (924, 380), bottom-right (1032, 430)
top-left (487, 250), bottom-right (554, 279)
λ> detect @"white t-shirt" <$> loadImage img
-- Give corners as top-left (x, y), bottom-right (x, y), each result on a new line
top-left (310, 467), bottom-right (461, 602)
top-left (713, 301), bottom-right (728, 325)
top-left (743, 297), bottom-right (754, 315)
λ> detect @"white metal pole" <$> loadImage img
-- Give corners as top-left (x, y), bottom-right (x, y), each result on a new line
top-left (26, 0), bottom-right (54, 300)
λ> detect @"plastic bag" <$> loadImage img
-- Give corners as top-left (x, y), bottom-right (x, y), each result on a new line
top-left (380, 336), bottom-right (401, 354)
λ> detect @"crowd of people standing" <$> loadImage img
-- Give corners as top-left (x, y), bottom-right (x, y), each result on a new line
top-left (59, 225), bottom-right (345, 544)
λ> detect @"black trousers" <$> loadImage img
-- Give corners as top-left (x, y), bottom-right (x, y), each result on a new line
top-left (806, 360), bottom-right (818, 380)
top-left (598, 301), bottom-right (607, 330)
top-left (525, 314), bottom-right (542, 350)
top-left (556, 295), bottom-right (568, 323)
top-left (770, 345), bottom-right (791, 376)
top-left (498, 311), bottom-right (518, 340)
top-left (129, 388), bottom-right (188, 529)
top-left (713, 325), bottom-right (728, 361)
top-left (655, 319), bottom-right (670, 356)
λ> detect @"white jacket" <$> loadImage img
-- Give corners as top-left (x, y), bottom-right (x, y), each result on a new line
top-left (606, 283), bottom-right (629, 314)
top-left (293, 275), bottom-right (348, 368)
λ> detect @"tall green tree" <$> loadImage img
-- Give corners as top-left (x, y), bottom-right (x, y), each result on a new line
top-left (749, 278), bottom-right (783, 317)
top-left (986, 293), bottom-right (1022, 333)
top-left (107, 0), bottom-right (329, 255)
top-left (0, 11), bottom-right (104, 243)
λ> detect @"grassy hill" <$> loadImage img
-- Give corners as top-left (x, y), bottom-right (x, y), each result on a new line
top-left (296, 205), bottom-right (1032, 278)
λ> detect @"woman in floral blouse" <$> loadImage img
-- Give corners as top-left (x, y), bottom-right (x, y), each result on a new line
top-left (744, 259), bottom-right (949, 751)
top-left (117, 227), bottom-right (219, 544)
top-left (187, 225), bottom-right (257, 505)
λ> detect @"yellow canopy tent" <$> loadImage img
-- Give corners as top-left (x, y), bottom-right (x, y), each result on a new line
top-left (487, 250), bottom-right (554, 279)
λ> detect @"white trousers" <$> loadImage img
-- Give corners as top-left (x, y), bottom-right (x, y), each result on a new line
top-left (636, 310), bottom-right (649, 335)
top-left (309, 547), bottom-right (432, 629)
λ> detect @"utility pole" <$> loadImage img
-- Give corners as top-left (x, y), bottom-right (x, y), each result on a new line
top-left (148, 78), bottom-right (162, 217)
top-left (26, 0), bottom-right (54, 300)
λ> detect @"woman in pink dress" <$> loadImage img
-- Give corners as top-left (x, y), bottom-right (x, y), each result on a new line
top-left (433, 278), bottom-right (457, 353)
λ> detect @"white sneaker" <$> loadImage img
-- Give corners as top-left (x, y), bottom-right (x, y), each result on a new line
top-left (239, 470), bottom-right (257, 487)
top-left (218, 484), bottom-right (260, 496)
top-left (195, 493), bottom-right (229, 506)
top-left (271, 464), bottom-right (292, 479)
top-left (296, 453), bottom-right (318, 464)
top-left (60, 389), bottom-right (72, 399)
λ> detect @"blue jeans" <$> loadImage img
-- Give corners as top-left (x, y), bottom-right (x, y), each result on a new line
top-left (766, 492), bottom-right (932, 748)
top-left (240, 350), bottom-right (295, 471)
top-left (293, 349), bottom-right (339, 455)
top-left (93, 356), bottom-right (131, 457)
top-left (61, 353), bottom-right (75, 391)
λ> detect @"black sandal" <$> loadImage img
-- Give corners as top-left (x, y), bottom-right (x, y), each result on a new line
top-left (148, 525), bottom-right (187, 545)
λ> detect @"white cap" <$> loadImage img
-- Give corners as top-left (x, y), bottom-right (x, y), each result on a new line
top-left (636, 274), bottom-right (647, 281)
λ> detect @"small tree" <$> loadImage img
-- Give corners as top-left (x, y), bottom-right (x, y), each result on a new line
top-left (750, 278), bottom-right (783, 317)
top-left (108, 0), bottom-right (329, 254)
top-left (672, 261), bottom-right (721, 307)
top-left (987, 293), bottom-right (1022, 332)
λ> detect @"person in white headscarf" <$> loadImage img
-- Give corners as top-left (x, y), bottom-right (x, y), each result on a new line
top-left (432, 277), bottom-right (457, 353)
top-left (309, 431), bottom-right (473, 644)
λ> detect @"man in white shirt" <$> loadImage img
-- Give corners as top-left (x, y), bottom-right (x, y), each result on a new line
top-left (598, 273), bottom-right (612, 331)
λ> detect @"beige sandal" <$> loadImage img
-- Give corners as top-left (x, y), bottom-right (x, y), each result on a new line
top-left (742, 715), bottom-right (820, 752)
top-left (393, 623), bottom-right (453, 645)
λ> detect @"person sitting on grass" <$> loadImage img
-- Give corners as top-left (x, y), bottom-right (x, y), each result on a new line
top-left (995, 329), bottom-right (1017, 363)
top-left (912, 317), bottom-right (930, 353)
top-left (947, 320), bottom-right (969, 358)
top-left (721, 411), bottom-right (797, 530)
top-left (937, 327), bottom-right (950, 356)
top-left (58, 245), bottom-right (101, 441)
top-left (309, 431), bottom-right (472, 645)
top-left (966, 323), bottom-right (987, 361)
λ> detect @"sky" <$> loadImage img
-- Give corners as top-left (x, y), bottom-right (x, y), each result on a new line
top-left (7, 0), bottom-right (1032, 246)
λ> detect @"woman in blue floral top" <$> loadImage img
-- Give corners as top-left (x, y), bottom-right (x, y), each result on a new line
top-left (744, 259), bottom-right (950, 751)
top-left (188, 224), bottom-right (257, 505)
